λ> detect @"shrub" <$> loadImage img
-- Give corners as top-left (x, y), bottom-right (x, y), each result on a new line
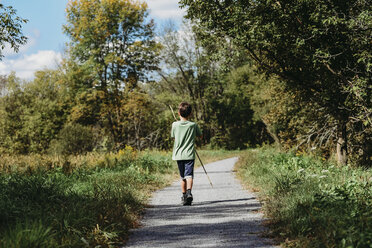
top-left (237, 147), bottom-right (372, 247)
top-left (48, 123), bottom-right (94, 155)
top-left (1, 221), bottom-right (57, 248)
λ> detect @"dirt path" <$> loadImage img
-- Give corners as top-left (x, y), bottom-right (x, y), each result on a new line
top-left (124, 157), bottom-right (278, 248)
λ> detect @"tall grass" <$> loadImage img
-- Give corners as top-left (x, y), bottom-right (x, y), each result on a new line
top-left (237, 147), bottom-right (372, 248)
top-left (0, 148), bottom-right (238, 247)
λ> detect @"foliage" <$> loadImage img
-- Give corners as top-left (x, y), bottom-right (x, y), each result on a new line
top-left (49, 123), bottom-right (94, 155)
top-left (0, 149), bottom-right (238, 247)
top-left (0, 148), bottom-right (173, 247)
top-left (121, 89), bottom-right (164, 149)
top-left (0, 73), bottom-right (28, 154)
top-left (154, 21), bottom-right (222, 142)
top-left (0, 71), bottom-right (70, 154)
top-left (153, 22), bottom-right (265, 149)
top-left (0, 3), bottom-right (27, 59)
top-left (237, 147), bottom-right (372, 247)
top-left (64, 0), bottom-right (160, 85)
top-left (210, 64), bottom-right (270, 149)
top-left (64, 0), bottom-right (161, 148)
top-left (22, 70), bottom-right (71, 153)
top-left (180, 0), bottom-right (372, 165)
top-left (0, 74), bottom-right (7, 96)
top-left (247, 65), bottom-right (336, 155)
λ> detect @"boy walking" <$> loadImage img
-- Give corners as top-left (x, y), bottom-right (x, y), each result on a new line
top-left (171, 102), bottom-right (202, 206)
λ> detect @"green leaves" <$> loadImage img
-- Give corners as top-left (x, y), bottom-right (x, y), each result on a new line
top-left (238, 148), bottom-right (372, 247)
top-left (0, 4), bottom-right (28, 59)
top-left (181, 0), bottom-right (372, 165)
top-left (64, 0), bottom-right (160, 90)
top-left (63, 0), bottom-right (161, 148)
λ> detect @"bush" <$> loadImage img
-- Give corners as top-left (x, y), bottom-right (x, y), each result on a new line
top-left (0, 149), bottom-right (236, 246)
top-left (48, 123), bottom-right (94, 155)
top-left (0, 150), bottom-right (176, 246)
top-left (237, 147), bottom-right (372, 247)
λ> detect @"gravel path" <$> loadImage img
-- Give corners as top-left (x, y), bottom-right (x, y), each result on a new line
top-left (125, 157), bottom-right (279, 248)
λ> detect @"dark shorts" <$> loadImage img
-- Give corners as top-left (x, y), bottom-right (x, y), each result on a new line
top-left (177, 160), bottom-right (195, 179)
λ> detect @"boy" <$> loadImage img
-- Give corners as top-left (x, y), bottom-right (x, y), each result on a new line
top-left (171, 102), bottom-right (202, 206)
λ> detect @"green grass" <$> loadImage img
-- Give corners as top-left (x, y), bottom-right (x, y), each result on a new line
top-left (0, 148), bottom-right (238, 247)
top-left (237, 147), bottom-right (372, 248)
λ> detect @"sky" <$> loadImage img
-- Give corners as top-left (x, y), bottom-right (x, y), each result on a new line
top-left (0, 0), bottom-right (186, 79)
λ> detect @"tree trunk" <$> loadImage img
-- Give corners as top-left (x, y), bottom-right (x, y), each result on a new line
top-left (336, 121), bottom-right (348, 165)
top-left (262, 119), bottom-right (281, 148)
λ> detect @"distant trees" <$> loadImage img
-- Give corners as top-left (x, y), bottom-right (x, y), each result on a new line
top-left (0, 0), bottom-right (370, 166)
top-left (0, 71), bottom-right (69, 154)
top-left (153, 22), bottom-right (266, 149)
top-left (180, 0), bottom-right (372, 165)
top-left (0, 0), bottom-right (164, 154)
top-left (63, 0), bottom-right (161, 149)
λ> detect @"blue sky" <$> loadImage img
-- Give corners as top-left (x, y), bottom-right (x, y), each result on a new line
top-left (0, 0), bottom-right (185, 79)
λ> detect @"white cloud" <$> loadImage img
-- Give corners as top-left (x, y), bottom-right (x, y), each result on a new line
top-left (0, 50), bottom-right (62, 79)
top-left (146, 0), bottom-right (186, 20)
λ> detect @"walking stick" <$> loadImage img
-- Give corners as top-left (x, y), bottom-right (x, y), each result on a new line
top-left (169, 105), bottom-right (213, 188)
top-left (195, 150), bottom-right (213, 188)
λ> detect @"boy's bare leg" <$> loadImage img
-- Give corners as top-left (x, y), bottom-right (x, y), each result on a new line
top-left (186, 178), bottom-right (193, 190)
top-left (181, 179), bottom-right (187, 193)
top-left (182, 178), bottom-right (193, 192)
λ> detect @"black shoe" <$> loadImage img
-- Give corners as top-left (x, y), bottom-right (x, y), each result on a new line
top-left (185, 191), bottom-right (193, 206)
top-left (181, 194), bottom-right (187, 205)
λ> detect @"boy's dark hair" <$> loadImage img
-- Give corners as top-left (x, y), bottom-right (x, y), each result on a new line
top-left (178, 102), bottom-right (192, 118)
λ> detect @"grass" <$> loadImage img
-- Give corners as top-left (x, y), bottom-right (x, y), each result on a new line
top-left (0, 147), bottom-right (238, 247)
top-left (236, 147), bottom-right (372, 248)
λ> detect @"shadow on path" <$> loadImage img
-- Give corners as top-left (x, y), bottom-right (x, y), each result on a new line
top-left (125, 157), bottom-right (278, 248)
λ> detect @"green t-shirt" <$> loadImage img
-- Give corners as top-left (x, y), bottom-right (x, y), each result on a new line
top-left (171, 120), bottom-right (202, 160)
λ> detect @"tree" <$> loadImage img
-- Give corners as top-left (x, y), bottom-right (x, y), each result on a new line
top-left (180, 0), bottom-right (372, 165)
top-left (210, 64), bottom-right (270, 149)
top-left (0, 73), bottom-right (28, 153)
top-left (22, 70), bottom-right (70, 153)
top-left (0, 4), bottom-right (27, 59)
top-left (63, 0), bottom-right (161, 148)
top-left (121, 90), bottom-right (163, 149)
top-left (49, 123), bottom-right (94, 155)
top-left (0, 70), bottom-right (71, 154)
top-left (154, 22), bottom-right (224, 143)
top-left (153, 22), bottom-right (265, 148)
top-left (0, 75), bottom-right (7, 96)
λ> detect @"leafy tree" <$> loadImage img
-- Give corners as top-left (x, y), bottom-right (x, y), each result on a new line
top-left (121, 90), bottom-right (163, 149)
top-left (22, 70), bottom-right (70, 153)
top-left (154, 22), bottom-right (223, 143)
top-left (180, 0), bottom-right (372, 165)
top-left (0, 73), bottom-right (28, 153)
top-left (0, 70), bottom-right (71, 154)
top-left (64, 0), bottom-right (161, 148)
top-left (154, 22), bottom-right (265, 148)
top-left (0, 75), bottom-right (7, 96)
top-left (216, 65), bottom-right (271, 149)
top-left (0, 4), bottom-right (28, 59)
top-left (49, 123), bottom-right (94, 155)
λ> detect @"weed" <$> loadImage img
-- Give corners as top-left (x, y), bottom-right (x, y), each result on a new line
top-left (0, 149), bottom-right (237, 246)
top-left (237, 147), bottom-right (372, 248)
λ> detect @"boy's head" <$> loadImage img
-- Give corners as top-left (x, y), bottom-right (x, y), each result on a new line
top-left (178, 102), bottom-right (192, 118)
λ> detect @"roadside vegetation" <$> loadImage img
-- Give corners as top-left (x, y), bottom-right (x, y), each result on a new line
top-left (0, 148), bottom-right (238, 247)
top-left (0, 0), bottom-right (370, 247)
top-left (237, 147), bottom-right (372, 248)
